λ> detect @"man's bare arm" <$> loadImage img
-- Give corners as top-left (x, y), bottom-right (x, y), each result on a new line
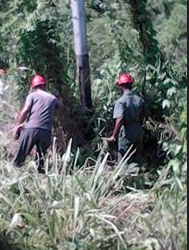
top-left (16, 107), bottom-right (29, 126)
top-left (108, 118), bottom-right (123, 142)
top-left (13, 106), bottom-right (30, 140)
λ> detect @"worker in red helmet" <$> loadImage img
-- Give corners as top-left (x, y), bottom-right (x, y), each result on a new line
top-left (108, 72), bottom-right (148, 164)
top-left (12, 74), bottom-right (59, 173)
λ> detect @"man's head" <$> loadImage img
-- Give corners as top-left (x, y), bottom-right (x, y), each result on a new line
top-left (30, 74), bottom-right (46, 90)
top-left (116, 72), bottom-right (134, 90)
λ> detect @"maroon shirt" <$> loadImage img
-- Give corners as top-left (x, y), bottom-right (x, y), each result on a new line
top-left (24, 89), bottom-right (59, 131)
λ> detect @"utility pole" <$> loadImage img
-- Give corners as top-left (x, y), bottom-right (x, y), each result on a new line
top-left (71, 0), bottom-right (92, 109)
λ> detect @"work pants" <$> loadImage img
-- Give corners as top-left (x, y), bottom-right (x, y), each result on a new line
top-left (118, 125), bottom-right (143, 163)
top-left (13, 128), bottom-right (51, 171)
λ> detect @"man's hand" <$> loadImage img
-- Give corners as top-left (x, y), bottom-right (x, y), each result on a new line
top-left (107, 118), bottom-right (122, 143)
top-left (13, 125), bottom-right (23, 140)
top-left (107, 136), bottom-right (116, 142)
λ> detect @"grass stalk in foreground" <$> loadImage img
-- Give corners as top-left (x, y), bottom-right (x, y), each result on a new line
top-left (0, 140), bottom-right (187, 250)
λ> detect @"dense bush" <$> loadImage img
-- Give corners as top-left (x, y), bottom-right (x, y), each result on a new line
top-left (0, 0), bottom-right (187, 249)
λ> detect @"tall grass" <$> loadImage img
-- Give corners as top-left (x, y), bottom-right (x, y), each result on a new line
top-left (0, 139), bottom-right (187, 250)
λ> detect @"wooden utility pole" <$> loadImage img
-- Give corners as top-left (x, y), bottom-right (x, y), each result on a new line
top-left (71, 0), bottom-right (92, 109)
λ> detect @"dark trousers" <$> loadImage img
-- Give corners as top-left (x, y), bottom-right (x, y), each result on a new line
top-left (118, 125), bottom-right (143, 163)
top-left (13, 128), bottom-right (51, 170)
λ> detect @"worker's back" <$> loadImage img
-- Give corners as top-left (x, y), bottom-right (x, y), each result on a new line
top-left (25, 89), bottom-right (59, 131)
top-left (121, 92), bottom-right (145, 126)
top-left (113, 90), bottom-right (146, 144)
top-left (114, 91), bottom-right (145, 126)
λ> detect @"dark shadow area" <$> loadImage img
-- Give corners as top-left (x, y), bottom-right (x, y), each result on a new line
top-left (0, 234), bottom-right (22, 250)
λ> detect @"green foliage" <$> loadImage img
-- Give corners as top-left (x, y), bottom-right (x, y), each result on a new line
top-left (148, 0), bottom-right (187, 82)
top-left (0, 0), bottom-right (186, 154)
top-left (0, 142), bottom-right (187, 250)
top-left (126, 0), bottom-right (160, 67)
top-left (0, 0), bottom-right (73, 86)
top-left (0, 1), bottom-right (187, 249)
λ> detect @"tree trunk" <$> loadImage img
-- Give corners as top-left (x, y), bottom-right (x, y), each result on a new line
top-left (71, 0), bottom-right (92, 109)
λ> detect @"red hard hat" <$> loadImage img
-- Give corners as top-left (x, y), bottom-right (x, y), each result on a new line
top-left (117, 73), bottom-right (133, 86)
top-left (30, 74), bottom-right (46, 88)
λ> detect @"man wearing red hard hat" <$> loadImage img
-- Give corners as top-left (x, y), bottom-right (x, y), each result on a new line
top-left (12, 74), bottom-right (59, 173)
top-left (108, 72), bottom-right (147, 164)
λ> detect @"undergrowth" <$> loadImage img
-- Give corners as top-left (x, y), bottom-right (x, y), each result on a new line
top-left (0, 139), bottom-right (187, 250)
